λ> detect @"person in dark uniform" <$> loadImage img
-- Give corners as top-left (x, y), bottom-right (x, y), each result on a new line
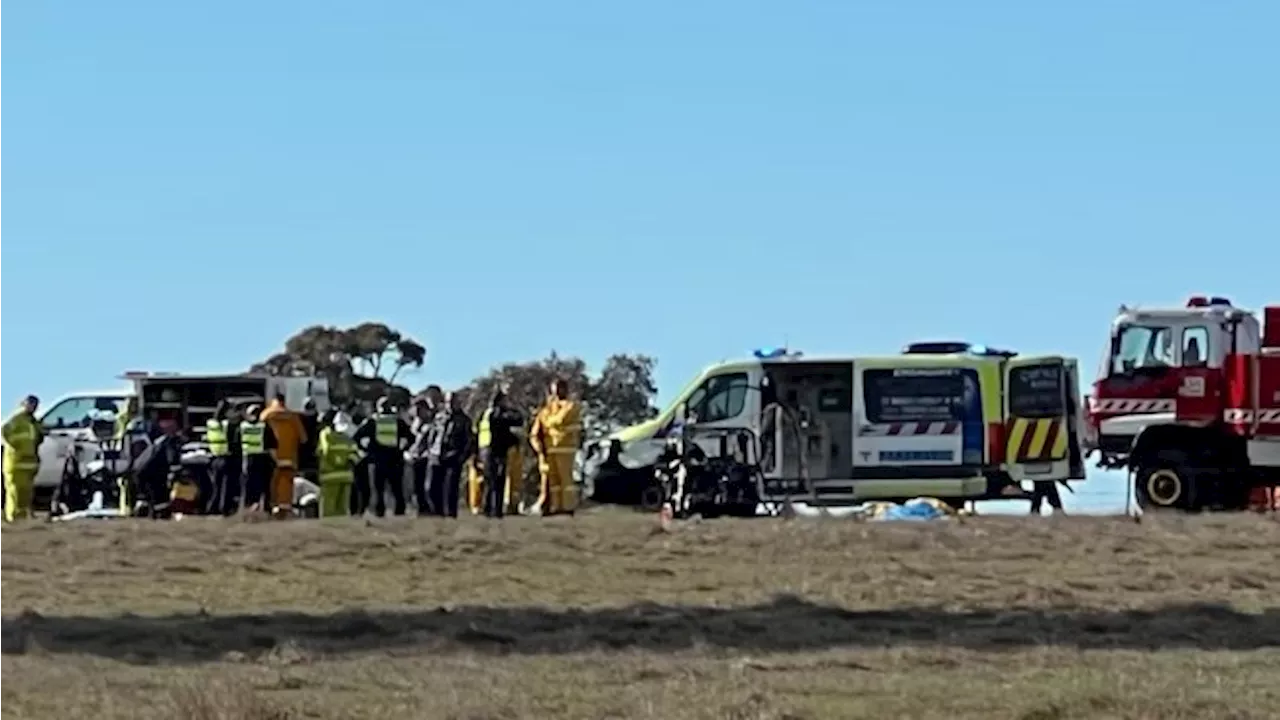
top-left (297, 398), bottom-right (320, 485)
top-left (349, 407), bottom-right (370, 515)
top-left (476, 389), bottom-right (523, 519)
top-left (426, 391), bottom-right (473, 518)
top-left (131, 426), bottom-right (184, 518)
top-left (353, 396), bottom-right (411, 517)
top-left (205, 400), bottom-right (243, 515)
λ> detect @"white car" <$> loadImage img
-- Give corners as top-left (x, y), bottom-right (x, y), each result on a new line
top-left (33, 390), bottom-right (133, 504)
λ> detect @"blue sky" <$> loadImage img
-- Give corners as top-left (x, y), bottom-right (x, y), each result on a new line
top-left (4, 2), bottom-right (1278, 508)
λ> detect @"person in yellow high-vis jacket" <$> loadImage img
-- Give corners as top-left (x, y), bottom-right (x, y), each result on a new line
top-left (529, 379), bottom-right (583, 516)
top-left (316, 410), bottom-right (357, 518)
top-left (3, 396), bottom-right (45, 522)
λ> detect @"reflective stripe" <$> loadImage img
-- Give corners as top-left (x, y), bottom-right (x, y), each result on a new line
top-left (241, 422), bottom-right (265, 455)
top-left (477, 409), bottom-right (492, 449)
top-left (320, 470), bottom-right (353, 484)
top-left (547, 447), bottom-right (578, 454)
top-left (375, 415), bottom-right (399, 447)
top-left (205, 419), bottom-right (230, 456)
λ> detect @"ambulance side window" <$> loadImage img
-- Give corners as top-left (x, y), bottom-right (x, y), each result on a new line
top-left (39, 398), bottom-right (97, 430)
top-left (688, 373), bottom-right (749, 423)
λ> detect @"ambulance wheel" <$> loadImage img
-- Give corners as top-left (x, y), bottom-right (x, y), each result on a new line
top-left (1135, 453), bottom-right (1198, 511)
top-left (638, 482), bottom-right (665, 512)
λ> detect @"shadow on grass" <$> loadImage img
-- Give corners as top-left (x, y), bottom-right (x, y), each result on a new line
top-left (5, 595), bottom-right (1279, 664)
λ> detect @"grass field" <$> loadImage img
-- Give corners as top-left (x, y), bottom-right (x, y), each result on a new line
top-left (3, 509), bottom-right (1280, 719)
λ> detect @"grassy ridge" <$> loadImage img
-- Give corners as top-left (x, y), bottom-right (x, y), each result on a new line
top-left (3, 511), bottom-right (1279, 719)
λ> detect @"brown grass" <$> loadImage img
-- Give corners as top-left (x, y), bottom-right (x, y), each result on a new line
top-left (3, 509), bottom-right (1280, 719)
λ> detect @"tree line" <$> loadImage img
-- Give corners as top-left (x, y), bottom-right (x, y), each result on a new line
top-left (251, 322), bottom-right (661, 435)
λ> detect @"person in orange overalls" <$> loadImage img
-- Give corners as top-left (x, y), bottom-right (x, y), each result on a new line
top-left (529, 378), bottom-right (583, 516)
top-left (261, 392), bottom-right (307, 518)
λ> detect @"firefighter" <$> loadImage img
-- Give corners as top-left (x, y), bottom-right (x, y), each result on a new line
top-left (529, 378), bottom-right (583, 516)
top-left (316, 409), bottom-right (356, 518)
top-left (3, 396), bottom-right (45, 522)
top-left (467, 452), bottom-right (485, 515)
top-left (477, 389), bottom-right (522, 519)
top-left (426, 391), bottom-right (473, 518)
top-left (354, 397), bottom-right (411, 517)
top-left (261, 392), bottom-right (307, 518)
top-left (205, 400), bottom-right (242, 515)
top-left (240, 404), bottom-right (272, 512)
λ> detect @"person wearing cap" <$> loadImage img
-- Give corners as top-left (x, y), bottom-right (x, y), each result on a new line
top-left (315, 409), bottom-right (357, 517)
top-left (240, 403), bottom-right (272, 512)
top-left (353, 396), bottom-right (411, 517)
top-left (3, 395), bottom-right (45, 522)
top-left (205, 400), bottom-right (243, 515)
top-left (297, 397), bottom-right (320, 485)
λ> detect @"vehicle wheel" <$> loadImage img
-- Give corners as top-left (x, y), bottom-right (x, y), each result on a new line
top-left (638, 482), bottom-right (665, 512)
top-left (1135, 454), bottom-right (1198, 511)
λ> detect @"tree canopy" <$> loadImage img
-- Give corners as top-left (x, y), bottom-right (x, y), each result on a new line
top-left (254, 324), bottom-right (660, 435)
top-left (251, 322), bottom-right (426, 408)
top-left (455, 351), bottom-right (660, 436)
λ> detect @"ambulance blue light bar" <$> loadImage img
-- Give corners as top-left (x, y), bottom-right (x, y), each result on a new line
top-left (753, 347), bottom-right (801, 359)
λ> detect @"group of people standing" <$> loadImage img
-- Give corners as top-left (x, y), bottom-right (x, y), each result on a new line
top-left (0, 378), bottom-right (585, 522)
top-left (205, 377), bottom-right (585, 520)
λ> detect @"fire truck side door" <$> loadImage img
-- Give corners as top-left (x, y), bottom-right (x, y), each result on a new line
top-left (1004, 357), bottom-right (1074, 483)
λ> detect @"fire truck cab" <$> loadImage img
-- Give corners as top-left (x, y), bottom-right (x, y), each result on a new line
top-left (1086, 296), bottom-right (1280, 511)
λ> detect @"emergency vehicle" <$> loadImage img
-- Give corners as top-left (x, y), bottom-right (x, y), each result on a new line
top-left (31, 371), bottom-right (328, 508)
top-left (1085, 296), bottom-right (1280, 511)
top-left (582, 342), bottom-right (1086, 509)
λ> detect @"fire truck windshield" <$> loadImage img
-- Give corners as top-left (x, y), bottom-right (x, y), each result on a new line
top-left (1111, 324), bottom-right (1175, 374)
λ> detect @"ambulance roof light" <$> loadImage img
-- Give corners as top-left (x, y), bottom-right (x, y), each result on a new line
top-left (1186, 296), bottom-right (1209, 307)
top-left (754, 347), bottom-right (802, 359)
top-left (1209, 296), bottom-right (1232, 306)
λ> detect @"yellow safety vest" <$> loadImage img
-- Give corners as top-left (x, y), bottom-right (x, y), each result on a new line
top-left (374, 415), bottom-right (399, 448)
top-left (241, 421), bottom-right (265, 455)
top-left (113, 410), bottom-right (135, 441)
top-left (317, 428), bottom-right (356, 484)
top-left (205, 419), bottom-right (230, 456)
top-left (477, 409), bottom-right (492, 449)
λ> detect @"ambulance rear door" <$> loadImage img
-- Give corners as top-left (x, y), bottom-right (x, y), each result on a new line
top-left (1004, 356), bottom-right (1084, 483)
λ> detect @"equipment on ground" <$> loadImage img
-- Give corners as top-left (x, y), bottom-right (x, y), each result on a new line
top-left (654, 423), bottom-right (760, 519)
top-left (1085, 297), bottom-right (1280, 512)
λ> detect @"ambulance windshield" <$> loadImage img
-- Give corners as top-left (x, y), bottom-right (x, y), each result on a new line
top-left (1111, 324), bottom-right (1174, 374)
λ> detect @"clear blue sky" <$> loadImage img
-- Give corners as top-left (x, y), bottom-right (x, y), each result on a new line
top-left (5, 1), bottom-right (1278, 412)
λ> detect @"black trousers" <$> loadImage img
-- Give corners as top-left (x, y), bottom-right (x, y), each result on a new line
top-left (352, 456), bottom-right (372, 515)
top-left (373, 455), bottom-right (407, 517)
top-left (428, 460), bottom-right (463, 518)
top-left (1030, 481), bottom-right (1064, 513)
top-left (243, 454), bottom-right (273, 510)
top-left (482, 448), bottom-right (509, 518)
top-left (411, 459), bottom-right (431, 515)
top-left (210, 456), bottom-right (242, 515)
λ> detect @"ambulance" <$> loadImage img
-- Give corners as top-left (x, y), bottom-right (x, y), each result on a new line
top-left (582, 342), bottom-right (1086, 508)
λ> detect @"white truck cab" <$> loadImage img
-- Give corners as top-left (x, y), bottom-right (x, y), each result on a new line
top-left (34, 389), bottom-right (134, 498)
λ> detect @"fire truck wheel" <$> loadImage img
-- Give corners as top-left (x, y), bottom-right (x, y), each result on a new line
top-left (1136, 458), bottom-right (1196, 511)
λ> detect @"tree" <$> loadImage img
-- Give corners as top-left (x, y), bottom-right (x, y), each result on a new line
top-left (456, 351), bottom-right (659, 437)
top-left (252, 322), bottom-right (427, 409)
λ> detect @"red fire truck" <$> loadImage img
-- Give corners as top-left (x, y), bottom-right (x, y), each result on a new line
top-left (1084, 296), bottom-right (1280, 511)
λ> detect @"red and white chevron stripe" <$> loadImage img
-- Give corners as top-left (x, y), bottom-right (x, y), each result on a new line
top-left (1088, 397), bottom-right (1176, 414)
top-left (1224, 408), bottom-right (1280, 423)
top-left (860, 421), bottom-right (960, 437)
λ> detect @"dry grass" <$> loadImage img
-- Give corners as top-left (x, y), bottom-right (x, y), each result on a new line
top-left (3, 509), bottom-right (1280, 719)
